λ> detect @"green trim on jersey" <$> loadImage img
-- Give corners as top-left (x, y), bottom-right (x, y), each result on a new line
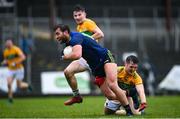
top-left (118, 82), bottom-right (134, 90)
top-left (107, 50), bottom-right (115, 63)
top-left (82, 31), bottom-right (94, 36)
top-left (81, 32), bottom-right (94, 39)
top-left (6, 54), bottom-right (18, 60)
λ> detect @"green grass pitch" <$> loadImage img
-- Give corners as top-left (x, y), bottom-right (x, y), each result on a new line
top-left (1, 96), bottom-right (180, 118)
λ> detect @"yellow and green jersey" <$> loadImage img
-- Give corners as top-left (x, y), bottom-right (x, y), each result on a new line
top-left (77, 18), bottom-right (97, 37)
top-left (3, 45), bottom-right (24, 70)
top-left (117, 66), bottom-right (143, 90)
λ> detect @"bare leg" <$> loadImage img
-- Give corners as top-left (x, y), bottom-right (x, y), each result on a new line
top-left (104, 63), bottom-right (133, 116)
top-left (128, 97), bottom-right (141, 115)
top-left (16, 80), bottom-right (28, 89)
top-left (104, 63), bottom-right (129, 106)
top-left (100, 80), bottom-right (117, 100)
top-left (64, 60), bottom-right (87, 91)
top-left (7, 77), bottom-right (13, 100)
top-left (63, 60), bottom-right (88, 105)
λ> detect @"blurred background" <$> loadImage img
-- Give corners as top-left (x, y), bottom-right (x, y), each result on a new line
top-left (0, 0), bottom-right (180, 97)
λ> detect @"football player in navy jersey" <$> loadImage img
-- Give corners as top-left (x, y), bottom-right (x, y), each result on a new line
top-left (54, 24), bottom-right (133, 116)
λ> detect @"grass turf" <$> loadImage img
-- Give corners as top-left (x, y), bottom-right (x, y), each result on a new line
top-left (0, 96), bottom-right (180, 118)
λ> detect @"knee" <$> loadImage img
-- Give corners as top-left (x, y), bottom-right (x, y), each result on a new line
top-left (106, 76), bottom-right (117, 87)
top-left (64, 68), bottom-right (73, 77)
top-left (16, 82), bottom-right (21, 88)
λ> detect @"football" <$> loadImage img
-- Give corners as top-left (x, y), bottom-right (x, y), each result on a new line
top-left (63, 46), bottom-right (72, 55)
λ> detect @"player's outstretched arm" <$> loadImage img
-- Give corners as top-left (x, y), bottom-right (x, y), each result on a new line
top-left (91, 26), bottom-right (104, 40)
top-left (136, 84), bottom-right (147, 111)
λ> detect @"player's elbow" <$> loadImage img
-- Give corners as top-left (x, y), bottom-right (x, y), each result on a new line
top-left (97, 32), bottom-right (104, 39)
top-left (100, 32), bottom-right (104, 38)
top-left (21, 55), bottom-right (26, 61)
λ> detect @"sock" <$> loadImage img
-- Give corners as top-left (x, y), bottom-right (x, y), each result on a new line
top-left (72, 89), bottom-right (80, 97)
top-left (8, 98), bottom-right (13, 103)
top-left (124, 104), bottom-right (133, 115)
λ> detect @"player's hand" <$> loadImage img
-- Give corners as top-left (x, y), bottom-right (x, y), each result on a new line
top-left (59, 50), bottom-right (64, 60)
top-left (10, 62), bottom-right (16, 67)
top-left (138, 103), bottom-right (147, 111)
top-left (1, 60), bottom-right (7, 66)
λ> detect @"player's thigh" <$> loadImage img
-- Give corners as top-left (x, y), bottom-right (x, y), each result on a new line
top-left (78, 57), bottom-right (90, 69)
top-left (65, 60), bottom-right (87, 73)
top-left (7, 70), bottom-right (14, 85)
top-left (104, 63), bottom-right (117, 82)
top-left (15, 68), bottom-right (24, 81)
top-left (7, 77), bottom-right (13, 86)
top-left (100, 80), bottom-right (116, 100)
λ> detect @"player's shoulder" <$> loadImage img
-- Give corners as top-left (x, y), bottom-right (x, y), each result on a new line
top-left (134, 72), bottom-right (143, 80)
top-left (13, 45), bottom-right (19, 49)
top-left (70, 32), bottom-right (83, 41)
top-left (3, 48), bottom-right (8, 54)
top-left (71, 31), bottom-right (82, 37)
top-left (117, 66), bottom-right (125, 72)
top-left (84, 18), bottom-right (96, 25)
top-left (13, 45), bottom-right (22, 51)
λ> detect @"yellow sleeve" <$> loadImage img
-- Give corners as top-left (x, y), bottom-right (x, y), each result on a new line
top-left (117, 66), bottom-right (124, 72)
top-left (3, 50), bottom-right (6, 59)
top-left (84, 19), bottom-right (97, 32)
top-left (134, 73), bottom-right (143, 85)
top-left (15, 47), bottom-right (24, 56)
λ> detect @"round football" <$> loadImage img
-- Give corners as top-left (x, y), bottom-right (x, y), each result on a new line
top-left (63, 46), bottom-right (72, 55)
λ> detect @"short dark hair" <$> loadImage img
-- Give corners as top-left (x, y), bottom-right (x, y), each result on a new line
top-left (126, 55), bottom-right (139, 64)
top-left (73, 4), bottom-right (85, 12)
top-left (53, 24), bottom-right (70, 33)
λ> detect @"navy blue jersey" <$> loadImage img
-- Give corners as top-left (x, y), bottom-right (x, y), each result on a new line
top-left (67, 32), bottom-right (108, 74)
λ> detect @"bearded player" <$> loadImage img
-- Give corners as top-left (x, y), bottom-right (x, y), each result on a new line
top-left (63, 4), bottom-right (104, 105)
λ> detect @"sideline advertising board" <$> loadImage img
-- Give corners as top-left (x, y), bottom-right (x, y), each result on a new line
top-left (41, 71), bottom-right (91, 94)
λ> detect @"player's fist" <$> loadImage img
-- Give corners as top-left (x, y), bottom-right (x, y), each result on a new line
top-left (10, 62), bottom-right (16, 67)
top-left (1, 60), bottom-right (7, 66)
top-left (139, 103), bottom-right (147, 111)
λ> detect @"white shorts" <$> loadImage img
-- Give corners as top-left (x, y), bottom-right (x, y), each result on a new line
top-left (7, 68), bottom-right (24, 80)
top-left (104, 99), bottom-right (121, 111)
top-left (78, 57), bottom-right (91, 70)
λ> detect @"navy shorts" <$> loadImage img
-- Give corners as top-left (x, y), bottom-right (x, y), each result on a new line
top-left (93, 50), bottom-right (115, 77)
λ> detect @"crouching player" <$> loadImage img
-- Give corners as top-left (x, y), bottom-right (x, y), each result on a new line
top-left (104, 55), bottom-right (147, 115)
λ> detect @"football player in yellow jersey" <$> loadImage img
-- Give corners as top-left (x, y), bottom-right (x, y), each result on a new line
top-left (63, 4), bottom-right (105, 105)
top-left (1, 39), bottom-right (32, 103)
top-left (104, 55), bottom-right (147, 115)
top-left (73, 4), bottom-right (104, 40)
